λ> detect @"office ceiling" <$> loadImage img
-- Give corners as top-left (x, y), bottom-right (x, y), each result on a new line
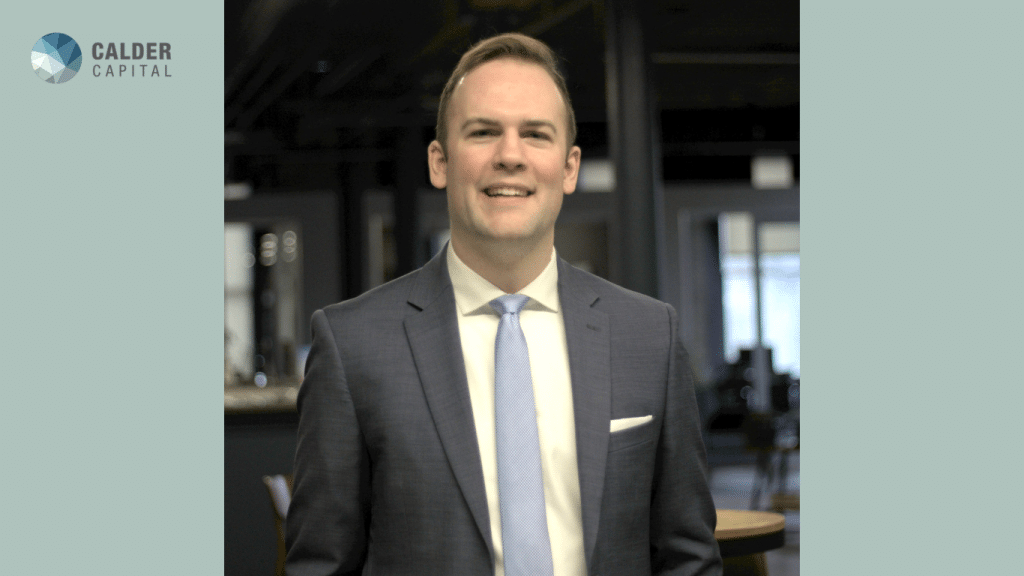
top-left (225, 0), bottom-right (799, 191)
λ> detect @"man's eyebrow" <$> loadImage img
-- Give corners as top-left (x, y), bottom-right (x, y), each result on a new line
top-left (521, 120), bottom-right (558, 133)
top-left (461, 118), bottom-right (559, 133)
top-left (461, 118), bottom-right (500, 131)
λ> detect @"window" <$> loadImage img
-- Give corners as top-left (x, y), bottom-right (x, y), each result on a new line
top-left (720, 214), bottom-right (800, 377)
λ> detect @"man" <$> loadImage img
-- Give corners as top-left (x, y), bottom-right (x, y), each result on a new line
top-left (286, 33), bottom-right (721, 576)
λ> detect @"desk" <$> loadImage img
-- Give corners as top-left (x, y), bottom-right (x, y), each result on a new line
top-left (715, 509), bottom-right (785, 576)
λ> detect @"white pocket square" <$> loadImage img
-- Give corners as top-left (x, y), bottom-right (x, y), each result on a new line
top-left (610, 415), bottom-right (653, 433)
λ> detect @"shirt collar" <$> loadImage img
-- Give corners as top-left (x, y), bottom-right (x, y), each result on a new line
top-left (447, 242), bottom-right (560, 316)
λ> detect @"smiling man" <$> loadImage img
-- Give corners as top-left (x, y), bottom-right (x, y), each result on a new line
top-left (286, 33), bottom-right (721, 576)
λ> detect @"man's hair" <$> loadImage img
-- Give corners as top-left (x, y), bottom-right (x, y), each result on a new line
top-left (435, 32), bottom-right (577, 155)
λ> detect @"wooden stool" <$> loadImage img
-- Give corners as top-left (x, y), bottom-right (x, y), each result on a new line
top-left (715, 509), bottom-right (785, 576)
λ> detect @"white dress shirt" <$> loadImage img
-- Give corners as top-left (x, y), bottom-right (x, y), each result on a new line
top-left (447, 244), bottom-right (586, 576)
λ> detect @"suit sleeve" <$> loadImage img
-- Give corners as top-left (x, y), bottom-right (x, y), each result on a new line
top-left (650, 303), bottom-right (723, 576)
top-left (285, 309), bottom-right (370, 576)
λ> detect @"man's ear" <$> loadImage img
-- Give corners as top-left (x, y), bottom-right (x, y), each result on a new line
top-left (562, 145), bottom-right (582, 195)
top-left (427, 140), bottom-right (447, 189)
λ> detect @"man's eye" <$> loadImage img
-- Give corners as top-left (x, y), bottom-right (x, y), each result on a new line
top-left (471, 129), bottom-right (497, 137)
top-left (525, 131), bottom-right (551, 140)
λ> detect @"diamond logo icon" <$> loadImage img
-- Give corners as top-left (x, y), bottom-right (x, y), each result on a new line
top-left (31, 33), bottom-right (83, 84)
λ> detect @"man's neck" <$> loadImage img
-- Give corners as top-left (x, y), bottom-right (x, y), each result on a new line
top-left (450, 235), bottom-right (553, 294)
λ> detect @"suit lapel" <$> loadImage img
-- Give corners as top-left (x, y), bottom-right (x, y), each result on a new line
top-left (404, 252), bottom-right (493, 558)
top-left (558, 260), bottom-right (611, 571)
top-left (403, 254), bottom-right (612, 567)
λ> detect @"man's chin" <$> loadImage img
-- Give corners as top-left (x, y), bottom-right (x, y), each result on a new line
top-left (457, 230), bottom-right (542, 253)
top-left (480, 228), bottom-right (539, 244)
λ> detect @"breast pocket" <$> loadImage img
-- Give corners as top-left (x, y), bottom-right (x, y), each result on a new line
top-left (608, 417), bottom-right (657, 453)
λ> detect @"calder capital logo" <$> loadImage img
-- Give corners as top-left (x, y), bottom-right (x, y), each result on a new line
top-left (31, 33), bottom-right (83, 84)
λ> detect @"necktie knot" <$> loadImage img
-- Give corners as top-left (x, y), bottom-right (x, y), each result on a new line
top-left (490, 294), bottom-right (530, 317)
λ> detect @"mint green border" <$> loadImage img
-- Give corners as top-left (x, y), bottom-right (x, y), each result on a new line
top-left (803, 2), bottom-right (1022, 573)
top-left (5, 1), bottom-right (1021, 573)
top-left (2, 3), bottom-right (223, 573)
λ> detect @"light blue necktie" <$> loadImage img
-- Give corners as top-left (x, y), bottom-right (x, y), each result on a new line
top-left (489, 294), bottom-right (554, 576)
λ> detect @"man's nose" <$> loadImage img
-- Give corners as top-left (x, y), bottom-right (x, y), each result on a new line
top-left (493, 133), bottom-right (526, 171)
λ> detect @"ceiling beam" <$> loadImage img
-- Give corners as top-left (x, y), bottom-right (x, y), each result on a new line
top-left (651, 52), bottom-right (799, 65)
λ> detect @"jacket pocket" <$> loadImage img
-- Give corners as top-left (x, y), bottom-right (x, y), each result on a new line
top-left (608, 417), bottom-right (656, 453)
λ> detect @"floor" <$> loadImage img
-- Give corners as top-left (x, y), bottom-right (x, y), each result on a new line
top-left (708, 452), bottom-right (800, 576)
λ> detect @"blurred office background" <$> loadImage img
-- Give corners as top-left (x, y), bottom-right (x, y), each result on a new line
top-left (224, 1), bottom-right (799, 574)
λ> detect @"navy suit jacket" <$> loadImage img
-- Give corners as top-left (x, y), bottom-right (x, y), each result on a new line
top-left (285, 249), bottom-right (721, 576)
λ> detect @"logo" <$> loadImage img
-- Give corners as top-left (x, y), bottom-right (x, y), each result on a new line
top-left (91, 42), bottom-right (173, 78)
top-left (31, 33), bottom-right (83, 84)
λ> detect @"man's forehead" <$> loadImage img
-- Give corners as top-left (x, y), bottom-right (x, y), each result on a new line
top-left (451, 59), bottom-right (565, 118)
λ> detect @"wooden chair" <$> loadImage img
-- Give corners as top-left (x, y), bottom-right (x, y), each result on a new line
top-left (261, 474), bottom-right (293, 576)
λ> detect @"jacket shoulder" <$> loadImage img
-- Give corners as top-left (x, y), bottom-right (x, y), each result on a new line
top-left (318, 265), bottom-right (427, 329)
top-left (559, 260), bottom-right (672, 317)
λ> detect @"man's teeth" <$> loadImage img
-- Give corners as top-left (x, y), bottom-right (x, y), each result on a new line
top-left (486, 187), bottom-right (529, 197)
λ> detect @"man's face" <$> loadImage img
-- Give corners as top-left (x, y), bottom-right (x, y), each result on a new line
top-left (428, 58), bottom-right (581, 252)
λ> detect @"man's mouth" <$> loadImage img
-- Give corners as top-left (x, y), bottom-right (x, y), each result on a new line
top-left (483, 186), bottom-right (532, 197)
